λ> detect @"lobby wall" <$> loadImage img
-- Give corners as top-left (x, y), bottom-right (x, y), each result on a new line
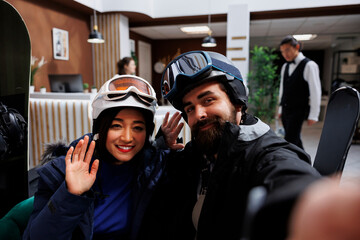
top-left (6, 0), bottom-right (93, 91)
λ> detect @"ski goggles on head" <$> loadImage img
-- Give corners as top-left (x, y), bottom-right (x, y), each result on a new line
top-left (161, 51), bottom-right (243, 99)
top-left (100, 75), bottom-right (157, 105)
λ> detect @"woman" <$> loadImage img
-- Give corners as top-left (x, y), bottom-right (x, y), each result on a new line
top-left (23, 75), bottom-right (183, 240)
top-left (118, 57), bottom-right (136, 75)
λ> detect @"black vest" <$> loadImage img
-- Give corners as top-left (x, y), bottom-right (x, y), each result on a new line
top-left (280, 58), bottom-right (310, 108)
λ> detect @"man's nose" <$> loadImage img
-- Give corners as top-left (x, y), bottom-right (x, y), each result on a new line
top-left (195, 106), bottom-right (207, 120)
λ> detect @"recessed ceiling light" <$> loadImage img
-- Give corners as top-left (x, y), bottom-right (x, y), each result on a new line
top-left (181, 26), bottom-right (210, 34)
top-left (293, 34), bottom-right (317, 41)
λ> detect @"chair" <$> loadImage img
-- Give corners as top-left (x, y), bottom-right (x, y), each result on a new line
top-left (313, 86), bottom-right (360, 176)
top-left (0, 197), bottom-right (34, 240)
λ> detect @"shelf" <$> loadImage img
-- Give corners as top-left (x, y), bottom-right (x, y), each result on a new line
top-left (333, 73), bottom-right (360, 76)
top-left (30, 92), bottom-right (96, 100)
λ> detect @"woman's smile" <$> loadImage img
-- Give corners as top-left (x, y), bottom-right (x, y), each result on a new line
top-left (116, 145), bottom-right (135, 153)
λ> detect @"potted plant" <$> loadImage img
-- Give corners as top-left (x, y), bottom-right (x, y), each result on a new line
top-left (247, 45), bottom-right (279, 124)
top-left (91, 85), bottom-right (97, 94)
top-left (40, 86), bottom-right (46, 93)
top-left (83, 83), bottom-right (89, 93)
top-left (30, 56), bottom-right (46, 93)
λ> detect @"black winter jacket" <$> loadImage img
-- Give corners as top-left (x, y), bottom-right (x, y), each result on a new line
top-left (143, 115), bottom-right (321, 240)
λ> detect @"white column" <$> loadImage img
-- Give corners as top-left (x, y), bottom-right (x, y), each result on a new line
top-left (226, 4), bottom-right (250, 84)
top-left (119, 14), bottom-right (131, 59)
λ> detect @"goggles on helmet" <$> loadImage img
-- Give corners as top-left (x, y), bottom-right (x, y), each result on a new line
top-left (161, 51), bottom-right (243, 100)
top-left (100, 75), bottom-right (157, 105)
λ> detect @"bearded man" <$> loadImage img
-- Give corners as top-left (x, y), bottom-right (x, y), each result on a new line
top-left (139, 51), bottom-right (321, 240)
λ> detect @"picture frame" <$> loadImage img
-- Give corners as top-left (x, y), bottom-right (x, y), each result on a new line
top-left (52, 28), bottom-right (69, 60)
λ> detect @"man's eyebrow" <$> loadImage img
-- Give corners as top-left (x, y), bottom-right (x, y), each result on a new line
top-left (197, 91), bottom-right (213, 100)
top-left (183, 90), bottom-right (214, 108)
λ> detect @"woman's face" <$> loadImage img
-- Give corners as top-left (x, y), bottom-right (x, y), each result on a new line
top-left (106, 108), bottom-right (146, 164)
top-left (125, 59), bottom-right (136, 75)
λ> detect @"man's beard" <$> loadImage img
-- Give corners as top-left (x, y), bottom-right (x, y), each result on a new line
top-left (192, 111), bottom-right (237, 155)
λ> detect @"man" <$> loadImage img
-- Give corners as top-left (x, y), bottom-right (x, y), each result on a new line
top-left (278, 35), bottom-right (322, 149)
top-left (142, 51), bottom-right (321, 240)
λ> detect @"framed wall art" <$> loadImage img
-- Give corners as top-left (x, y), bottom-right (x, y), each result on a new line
top-left (52, 27), bottom-right (69, 60)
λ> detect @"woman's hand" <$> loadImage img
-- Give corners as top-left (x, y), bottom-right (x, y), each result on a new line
top-left (161, 111), bottom-right (185, 150)
top-left (65, 135), bottom-right (99, 195)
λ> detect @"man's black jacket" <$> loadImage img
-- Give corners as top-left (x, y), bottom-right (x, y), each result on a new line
top-left (140, 115), bottom-right (321, 240)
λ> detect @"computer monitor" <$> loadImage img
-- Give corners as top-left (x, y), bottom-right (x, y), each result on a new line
top-left (49, 74), bottom-right (83, 93)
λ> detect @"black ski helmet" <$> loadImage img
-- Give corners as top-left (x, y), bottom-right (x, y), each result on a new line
top-left (161, 51), bottom-right (248, 113)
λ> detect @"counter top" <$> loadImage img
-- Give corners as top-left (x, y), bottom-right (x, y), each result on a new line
top-left (30, 92), bottom-right (97, 100)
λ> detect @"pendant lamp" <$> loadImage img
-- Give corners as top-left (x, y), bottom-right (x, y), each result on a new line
top-left (202, 13), bottom-right (216, 47)
top-left (88, 10), bottom-right (104, 44)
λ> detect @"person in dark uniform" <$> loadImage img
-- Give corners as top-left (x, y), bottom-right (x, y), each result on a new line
top-left (278, 35), bottom-right (321, 149)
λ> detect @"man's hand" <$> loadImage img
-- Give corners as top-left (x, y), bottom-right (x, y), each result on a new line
top-left (65, 135), bottom-right (99, 195)
top-left (287, 177), bottom-right (360, 240)
top-left (161, 111), bottom-right (185, 150)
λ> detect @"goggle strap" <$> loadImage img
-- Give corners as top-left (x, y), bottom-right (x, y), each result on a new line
top-left (211, 58), bottom-right (243, 81)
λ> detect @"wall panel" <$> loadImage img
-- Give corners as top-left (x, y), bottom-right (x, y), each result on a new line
top-left (6, 0), bottom-right (93, 91)
top-left (92, 12), bottom-right (122, 88)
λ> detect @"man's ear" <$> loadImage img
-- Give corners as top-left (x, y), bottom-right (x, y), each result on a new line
top-left (295, 43), bottom-right (300, 51)
top-left (235, 105), bottom-right (243, 125)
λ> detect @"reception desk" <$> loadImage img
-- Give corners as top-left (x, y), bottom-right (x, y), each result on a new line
top-left (29, 93), bottom-right (190, 169)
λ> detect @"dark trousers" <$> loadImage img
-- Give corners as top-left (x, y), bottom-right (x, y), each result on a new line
top-left (281, 106), bottom-right (309, 149)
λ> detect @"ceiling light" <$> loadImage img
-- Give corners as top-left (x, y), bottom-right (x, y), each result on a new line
top-left (201, 12), bottom-right (217, 48)
top-left (181, 26), bottom-right (210, 34)
top-left (202, 33), bottom-right (217, 47)
top-left (292, 34), bottom-right (317, 41)
top-left (88, 10), bottom-right (105, 44)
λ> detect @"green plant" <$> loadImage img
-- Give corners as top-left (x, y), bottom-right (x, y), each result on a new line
top-left (131, 51), bottom-right (138, 66)
top-left (247, 45), bottom-right (279, 124)
top-left (30, 56), bottom-right (46, 86)
top-left (83, 83), bottom-right (89, 90)
top-left (92, 85), bottom-right (97, 89)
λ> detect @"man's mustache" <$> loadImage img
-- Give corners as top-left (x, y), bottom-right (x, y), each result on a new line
top-left (192, 118), bottom-right (220, 133)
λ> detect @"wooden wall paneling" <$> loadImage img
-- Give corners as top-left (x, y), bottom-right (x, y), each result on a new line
top-left (6, 0), bottom-right (93, 91)
top-left (92, 13), bottom-right (122, 88)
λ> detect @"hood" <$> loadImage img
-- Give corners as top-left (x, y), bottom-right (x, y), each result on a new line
top-left (238, 117), bottom-right (270, 142)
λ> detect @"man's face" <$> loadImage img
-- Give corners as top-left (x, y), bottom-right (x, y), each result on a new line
top-left (280, 43), bottom-right (299, 62)
top-left (182, 81), bottom-right (241, 154)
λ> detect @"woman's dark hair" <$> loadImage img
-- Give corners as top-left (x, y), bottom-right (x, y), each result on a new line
top-left (94, 107), bottom-right (154, 163)
top-left (117, 57), bottom-right (134, 75)
top-left (280, 35), bottom-right (303, 51)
